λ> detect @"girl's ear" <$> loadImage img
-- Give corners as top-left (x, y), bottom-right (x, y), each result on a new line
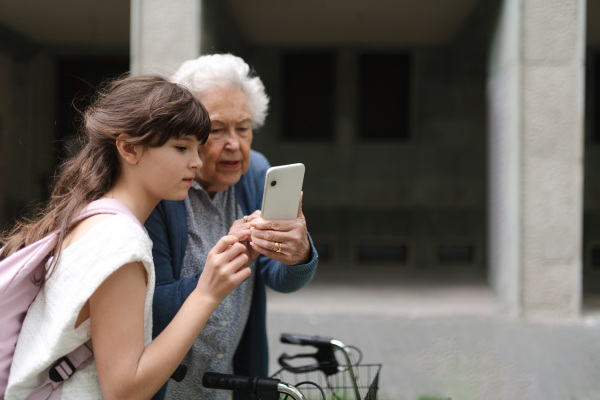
top-left (115, 133), bottom-right (142, 165)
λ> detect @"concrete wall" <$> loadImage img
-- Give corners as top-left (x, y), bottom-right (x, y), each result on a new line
top-left (520, 0), bottom-right (585, 318)
top-left (488, 0), bottom-right (585, 318)
top-left (487, 0), bottom-right (523, 317)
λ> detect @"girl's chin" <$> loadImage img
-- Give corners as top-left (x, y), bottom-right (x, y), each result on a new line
top-left (166, 191), bottom-right (192, 202)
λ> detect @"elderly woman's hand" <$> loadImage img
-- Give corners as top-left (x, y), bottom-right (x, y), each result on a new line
top-left (248, 195), bottom-right (311, 265)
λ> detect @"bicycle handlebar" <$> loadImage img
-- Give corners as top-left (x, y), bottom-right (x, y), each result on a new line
top-left (202, 372), bottom-right (307, 400)
top-left (280, 333), bottom-right (334, 347)
top-left (203, 372), bottom-right (279, 392)
top-left (278, 333), bottom-right (341, 376)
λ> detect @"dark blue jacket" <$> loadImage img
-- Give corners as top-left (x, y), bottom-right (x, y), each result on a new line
top-left (145, 150), bottom-right (318, 399)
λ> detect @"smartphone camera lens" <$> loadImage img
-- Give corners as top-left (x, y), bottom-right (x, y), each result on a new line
top-left (271, 180), bottom-right (277, 187)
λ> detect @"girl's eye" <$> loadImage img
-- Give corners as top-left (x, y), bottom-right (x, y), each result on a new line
top-left (175, 146), bottom-right (187, 152)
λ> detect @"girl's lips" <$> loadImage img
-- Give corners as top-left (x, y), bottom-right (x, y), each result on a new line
top-left (220, 161), bottom-right (240, 169)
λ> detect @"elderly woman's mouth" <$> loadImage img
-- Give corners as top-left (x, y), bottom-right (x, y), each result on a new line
top-left (220, 161), bottom-right (240, 169)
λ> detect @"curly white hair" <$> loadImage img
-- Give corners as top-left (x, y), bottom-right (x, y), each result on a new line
top-left (171, 53), bottom-right (270, 129)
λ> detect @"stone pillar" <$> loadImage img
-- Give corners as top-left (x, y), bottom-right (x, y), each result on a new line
top-left (130, 0), bottom-right (202, 77)
top-left (488, 0), bottom-right (585, 318)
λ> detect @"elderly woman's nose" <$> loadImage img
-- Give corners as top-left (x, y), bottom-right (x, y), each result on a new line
top-left (225, 129), bottom-right (241, 148)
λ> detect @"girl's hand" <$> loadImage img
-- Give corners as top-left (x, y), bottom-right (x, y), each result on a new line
top-left (228, 210), bottom-right (261, 242)
top-left (228, 210), bottom-right (261, 267)
top-left (195, 235), bottom-right (251, 304)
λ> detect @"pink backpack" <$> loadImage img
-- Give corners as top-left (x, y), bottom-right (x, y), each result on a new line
top-left (0, 198), bottom-right (141, 399)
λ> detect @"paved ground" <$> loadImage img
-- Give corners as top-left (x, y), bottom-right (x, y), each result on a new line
top-left (265, 267), bottom-right (600, 400)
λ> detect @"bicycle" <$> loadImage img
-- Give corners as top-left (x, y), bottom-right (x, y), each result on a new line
top-left (203, 333), bottom-right (381, 400)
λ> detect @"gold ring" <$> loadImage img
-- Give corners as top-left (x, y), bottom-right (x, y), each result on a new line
top-left (243, 215), bottom-right (249, 223)
top-left (272, 242), bottom-right (282, 253)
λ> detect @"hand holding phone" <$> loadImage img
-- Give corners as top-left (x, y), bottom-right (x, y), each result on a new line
top-left (260, 163), bottom-right (305, 220)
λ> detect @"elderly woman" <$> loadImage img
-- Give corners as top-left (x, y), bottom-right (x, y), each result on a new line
top-left (145, 54), bottom-right (319, 400)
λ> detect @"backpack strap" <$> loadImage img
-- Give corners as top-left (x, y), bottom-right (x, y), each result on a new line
top-left (48, 340), bottom-right (94, 383)
top-left (24, 340), bottom-right (93, 400)
top-left (23, 199), bottom-right (140, 400)
top-left (74, 198), bottom-right (142, 229)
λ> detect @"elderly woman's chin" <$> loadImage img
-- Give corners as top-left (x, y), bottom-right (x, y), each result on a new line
top-left (219, 168), bottom-right (245, 187)
top-left (195, 168), bottom-right (245, 195)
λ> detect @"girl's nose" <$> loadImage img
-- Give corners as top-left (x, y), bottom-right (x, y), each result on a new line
top-left (191, 151), bottom-right (202, 169)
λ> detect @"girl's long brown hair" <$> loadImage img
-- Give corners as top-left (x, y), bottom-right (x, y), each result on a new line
top-left (0, 74), bottom-right (210, 281)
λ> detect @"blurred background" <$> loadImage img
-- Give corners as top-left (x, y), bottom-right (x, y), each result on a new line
top-left (1, 1), bottom-right (599, 398)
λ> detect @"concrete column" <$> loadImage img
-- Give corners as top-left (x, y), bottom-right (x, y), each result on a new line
top-left (488, 0), bottom-right (585, 318)
top-left (130, 0), bottom-right (202, 77)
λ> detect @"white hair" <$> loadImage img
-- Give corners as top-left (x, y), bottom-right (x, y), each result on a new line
top-left (171, 53), bottom-right (270, 129)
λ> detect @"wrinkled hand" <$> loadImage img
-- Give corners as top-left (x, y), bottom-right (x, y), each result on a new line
top-left (195, 235), bottom-right (251, 304)
top-left (228, 210), bottom-right (261, 266)
top-left (249, 193), bottom-right (311, 265)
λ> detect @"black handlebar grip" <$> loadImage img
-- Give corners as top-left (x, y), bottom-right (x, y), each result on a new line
top-left (202, 372), bottom-right (281, 398)
top-left (170, 365), bottom-right (187, 382)
top-left (280, 333), bottom-right (333, 347)
top-left (203, 372), bottom-right (257, 391)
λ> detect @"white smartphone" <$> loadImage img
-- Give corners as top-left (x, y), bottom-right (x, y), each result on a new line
top-left (261, 163), bottom-right (305, 220)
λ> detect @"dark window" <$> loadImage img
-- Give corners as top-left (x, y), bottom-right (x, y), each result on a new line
top-left (437, 243), bottom-right (475, 265)
top-left (357, 242), bottom-right (409, 264)
top-left (282, 52), bottom-right (334, 140)
top-left (359, 53), bottom-right (411, 140)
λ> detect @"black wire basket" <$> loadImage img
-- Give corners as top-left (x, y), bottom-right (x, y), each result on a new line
top-left (270, 363), bottom-right (381, 400)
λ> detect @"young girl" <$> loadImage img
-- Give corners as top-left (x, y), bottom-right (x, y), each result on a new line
top-left (1, 75), bottom-right (251, 399)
